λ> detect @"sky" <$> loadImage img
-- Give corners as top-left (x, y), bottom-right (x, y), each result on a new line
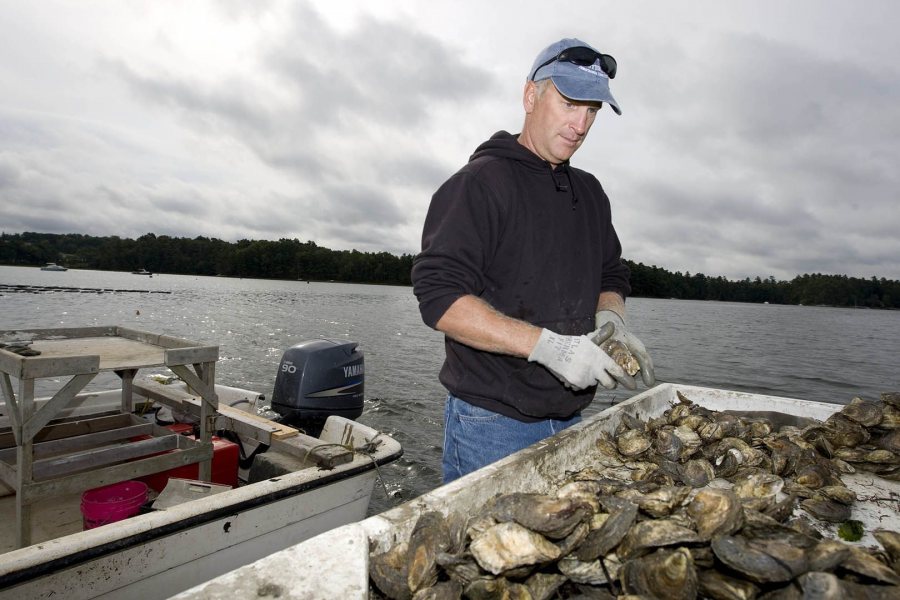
top-left (1, 0), bottom-right (898, 281)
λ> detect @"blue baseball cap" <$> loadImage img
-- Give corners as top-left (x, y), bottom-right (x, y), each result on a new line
top-left (528, 38), bottom-right (621, 115)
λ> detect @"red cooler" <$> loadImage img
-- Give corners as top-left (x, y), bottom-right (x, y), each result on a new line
top-left (135, 424), bottom-right (240, 492)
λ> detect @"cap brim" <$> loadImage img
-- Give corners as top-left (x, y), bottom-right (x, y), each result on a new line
top-left (552, 74), bottom-right (622, 115)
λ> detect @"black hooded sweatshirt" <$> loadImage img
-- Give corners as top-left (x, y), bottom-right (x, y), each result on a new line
top-left (411, 131), bottom-right (631, 422)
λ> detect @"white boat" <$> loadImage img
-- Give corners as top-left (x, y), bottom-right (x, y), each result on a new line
top-left (131, 269), bottom-right (152, 275)
top-left (175, 383), bottom-right (900, 599)
top-left (0, 327), bottom-right (401, 600)
top-left (0, 384), bottom-right (402, 600)
top-left (39, 263), bottom-right (67, 272)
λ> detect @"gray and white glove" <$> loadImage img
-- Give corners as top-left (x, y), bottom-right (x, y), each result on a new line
top-left (593, 310), bottom-right (656, 387)
top-left (528, 328), bottom-right (635, 391)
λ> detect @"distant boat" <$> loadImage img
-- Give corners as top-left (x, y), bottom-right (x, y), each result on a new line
top-left (132, 269), bottom-right (153, 275)
top-left (40, 263), bottom-right (68, 271)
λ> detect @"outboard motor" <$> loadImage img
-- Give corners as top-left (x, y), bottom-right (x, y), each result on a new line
top-left (270, 339), bottom-right (364, 432)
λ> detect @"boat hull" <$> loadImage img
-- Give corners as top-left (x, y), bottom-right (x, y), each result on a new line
top-left (0, 415), bottom-right (402, 600)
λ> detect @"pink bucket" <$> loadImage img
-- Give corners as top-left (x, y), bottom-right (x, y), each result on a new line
top-left (81, 481), bottom-right (148, 530)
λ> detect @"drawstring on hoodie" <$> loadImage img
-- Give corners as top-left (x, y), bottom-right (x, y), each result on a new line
top-left (549, 165), bottom-right (579, 210)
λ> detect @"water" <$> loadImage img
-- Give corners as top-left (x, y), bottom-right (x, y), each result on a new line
top-left (2, 266), bottom-right (898, 515)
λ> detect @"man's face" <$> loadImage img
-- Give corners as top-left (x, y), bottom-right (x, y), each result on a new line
top-left (519, 81), bottom-right (602, 166)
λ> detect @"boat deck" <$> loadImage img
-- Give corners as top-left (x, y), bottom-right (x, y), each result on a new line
top-left (0, 491), bottom-right (83, 553)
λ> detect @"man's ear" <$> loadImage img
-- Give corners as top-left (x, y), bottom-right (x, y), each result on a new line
top-left (523, 80), bottom-right (537, 114)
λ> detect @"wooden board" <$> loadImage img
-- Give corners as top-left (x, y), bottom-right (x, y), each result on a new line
top-left (132, 379), bottom-right (299, 443)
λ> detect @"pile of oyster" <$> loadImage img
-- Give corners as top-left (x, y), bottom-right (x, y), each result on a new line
top-left (369, 392), bottom-right (900, 599)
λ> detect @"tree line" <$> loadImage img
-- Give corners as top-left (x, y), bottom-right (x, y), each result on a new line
top-left (2, 232), bottom-right (897, 308)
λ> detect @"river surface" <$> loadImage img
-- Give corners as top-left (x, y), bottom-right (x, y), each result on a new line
top-left (1, 265), bottom-right (898, 514)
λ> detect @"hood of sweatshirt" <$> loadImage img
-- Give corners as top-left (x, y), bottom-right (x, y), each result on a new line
top-left (470, 130), bottom-right (578, 206)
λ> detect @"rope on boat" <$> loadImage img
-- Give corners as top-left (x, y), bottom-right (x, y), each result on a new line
top-left (301, 432), bottom-right (392, 500)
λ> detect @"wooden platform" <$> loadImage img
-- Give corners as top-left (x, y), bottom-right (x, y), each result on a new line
top-left (0, 325), bottom-right (220, 548)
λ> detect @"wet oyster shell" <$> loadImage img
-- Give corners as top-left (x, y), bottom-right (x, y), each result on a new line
top-left (823, 413), bottom-right (870, 448)
top-left (407, 511), bottom-right (451, 593)
top-left (654, 426), bottom-right (684, 462)
top-left (800, 497), bottom-right (852, 523)
top-left (817, 485), bottom-right (856, 505)
top-left (697, 568), bottom-right (760, 600)
top-left (411, 580), bottom-right (462, 600)
top-left (806, 539), bottom-right (852, 573)
top-left (841, 546), bottom-right (900, 585)
top-left (574, 496), bottom-right (638, 561)
top-left (557, 555), bottom-right (610, 585)
top-left (617, 517), bottom-right (700, 560)
top-left (463, 578), bottom-right (532, 600)
top-left (711, 535), bottom-right (805, 583)
top-left (621, 547), bottom-right (698, 600)
top-left (732, 471), bottom-right (784, 499)
top-left (617, 485), bottom-right (691, 518)
top-left (873, 529), bottom-right (900, 574)
top-left (370, 542), bottom-right (412, 600)
top-left (687, 488), bottom-right (744, 540)
top-left (487, 492), bottom-right (590, 539)
top-left (617, 428), bottom-right (652, 457)
top-left (873, 429), bottom-right (900, 454)
top-left (840, 397), bottom-right (884, 428)
top-left (434, 552), bottom-right (483, 587)
top-left (600, 338), bottom-right (640, 377)
top-left (523, 572), bottom-right (567, 600)
top-left (469, 521), bottom-right (561, 575)
top-left (677, 458), bottom-right (716, 488)
top-left (764, 494), bottom-right (799, 523)
top-left (794, 571), bottom-right (842, 599)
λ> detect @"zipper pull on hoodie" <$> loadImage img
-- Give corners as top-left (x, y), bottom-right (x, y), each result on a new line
top-left (550, 165), bottom-right (578, 209)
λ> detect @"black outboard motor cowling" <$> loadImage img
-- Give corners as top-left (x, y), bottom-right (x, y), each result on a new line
top-left (271, 339), bottom-right (364, 429)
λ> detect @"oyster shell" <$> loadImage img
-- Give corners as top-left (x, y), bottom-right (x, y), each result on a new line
top-left (823, 413), bottom-right (870, 448)
top-left (617, 429), bottom-right (652, 457)
top-left (841, 546), bottom-right (900, 585)
top-left (806, 539), bottom-right (852, 573)
top-left (873, 529), bottom-right (900, 572)
top-left (677, 458), bottom-right (716, 488)
top-left (817, 485), bottom-right (856, 505)
top-left (617, 517), bottom-right (700, 560)
top-left (574, 496), bottom-right (638, 561)
top-left (601, 338), bottom-right (640, 377)
top-left (732, 471), bottom-right (784, 499)
top-left (697, 568), bottom-right (760, 600)
top-left (617, 485), bottom-right (691, 518)
top-left (411, 580), bottom-right (462, 600)
top-left (407, 511), bottom-right (451, 593)
top-left (523, 572), bottom-right (567, 600)
top-left (840, 397), bottom-right (884, 428)
top-left (434, 552), bottom-right (483, 587)
top-left (687, 488), bottom-right (743, 540)
top-left (711, 535), bottom-right (805, 584)
top-left (463, 578), bottom-right (532, 600)
top-left (487, 492), bottom-right (590, 539)
top-left (469, 521), bottom-right (560, 575)
top-left (799, 497), bottom-right (852, 523)
top-left (370, 542), bottom-right (412, 600)
top-left (621, 547), bottom-right (698, 600)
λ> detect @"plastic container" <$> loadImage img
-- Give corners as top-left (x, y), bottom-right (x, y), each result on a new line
top-left (81, 481), bottom-right (149, 530)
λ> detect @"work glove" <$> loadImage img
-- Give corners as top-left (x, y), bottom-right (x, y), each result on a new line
top-left (528, 328), bottom-right (636, 391)
top-left (593, 310), bottom-right (656, 387)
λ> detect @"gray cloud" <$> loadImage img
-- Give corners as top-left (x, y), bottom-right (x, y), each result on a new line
top-left (1, 1), bottom-right (898, 282)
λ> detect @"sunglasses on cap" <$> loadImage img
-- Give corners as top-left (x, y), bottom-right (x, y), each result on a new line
top-left (530, 46), bottom-right (617, 81)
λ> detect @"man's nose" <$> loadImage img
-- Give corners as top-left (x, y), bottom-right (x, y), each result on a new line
top-left (570, 109), bottom-right (590, 135)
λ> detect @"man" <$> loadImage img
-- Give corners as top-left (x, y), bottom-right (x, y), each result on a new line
top-left (411, 38), bottom-right (655, 483)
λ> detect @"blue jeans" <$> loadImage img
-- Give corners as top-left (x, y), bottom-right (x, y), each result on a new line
top-left (442, 393), bottom-right (582, 484)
